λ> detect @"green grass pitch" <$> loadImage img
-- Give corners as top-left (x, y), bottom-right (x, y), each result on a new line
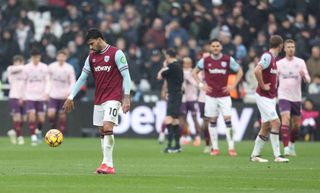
top-left (0, 137), bottom-right (320, 193)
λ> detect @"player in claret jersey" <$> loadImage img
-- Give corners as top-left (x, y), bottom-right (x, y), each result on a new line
top-left (192, 39), bottom-right (243, 156)
top-left (48, 50), bottom-right (76, 134)
top-left (250, 35), bottom-right (289, 163)
top-left (63, 29), bottom-right (131, 175)
top-left (277, 39), bottom-right (310, 156)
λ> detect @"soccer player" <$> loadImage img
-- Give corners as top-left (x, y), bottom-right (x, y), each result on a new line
top-left (250, 35), bottom-right (289, 163)
top-left (180, 57), bottom-right (201, 146)
top-left (7, 55), bottom-right (26, 145)
top-left (192, 39), bottom-right (243, 156)
top-left (24, 48), bottom-right (49, 146)
top-left (157, 48), bottom-right (184, 153)
top-left (63, 29), bottom-right (131, 175)
top-left (277, 39), bottom-right (311, 156)
top-left (48, 50), bottom-right (76, 134)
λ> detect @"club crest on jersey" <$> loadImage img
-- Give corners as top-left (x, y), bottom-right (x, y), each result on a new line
top-left (92, 58), bottom-right (96, 63)
top-left (221, 61), bottom-right (227, 68)
top-left (208, 63), bottom-right (212, 67)
top-left (104, 56), bottom-right (110, 63)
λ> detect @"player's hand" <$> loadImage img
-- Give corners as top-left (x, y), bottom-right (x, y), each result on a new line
top-left (122, 95), bottom-right (131, 114)
top-left (63, 99), bottom-right (74, 113)
top-left (204, 84), bottom-right (213, 94)
top-left (299, 70), bottom-right (305, 77)
top-left (262, 83), bottom-right (271, 91)
top-left (222, 85), bottom-right (234, 94)
top-left (44, 94), bottom-right (49, 101)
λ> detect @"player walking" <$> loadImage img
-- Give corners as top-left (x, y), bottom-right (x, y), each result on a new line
top-left (24, 48), bottom-right (49, 146)
top-left (193, 39), bottom-right (243, 156)
top-left (63, 29), bottom-right (131, 174)
top-left (277, 39), bottom-right (311, 156)
top-left (48, 50), bottom-right (76, 134)
top-left (157, 48), bottom-right (184, 153)
top-left (180, 57), bottom-right (201, 146)
top-left (7, 55), bottom-right (26, 145)
top-left (250, 35), bottom-right (289, 163)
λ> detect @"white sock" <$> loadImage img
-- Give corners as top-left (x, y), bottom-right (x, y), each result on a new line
top-left (251, 135), bottom-right (266, 157)
top-left (102, 135), bottom-right (115, 168)
top-left (226, 127), bottom-right (234, 150)
top-left (208, 126), bottom-right (218, 150)
top-left (270, 132), bottom-right (281, 157)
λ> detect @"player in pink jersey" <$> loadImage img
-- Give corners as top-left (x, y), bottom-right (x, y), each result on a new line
top-left (7, 55), bottom-right (26, 145)
top-left (180, 57), bottom-right (201, 146)
top-left (193, 39), bottom-right (243, 156)
top-left (63, 29), bottom-right (131, 174)
top-left (24, 48), bottom-right (50, 146)
top-left (250, 35), bottom-right (289, 163)
top-left (277, 39), bottom-right (311, 156)
top-left (48, 50), bottom-right (76, 134)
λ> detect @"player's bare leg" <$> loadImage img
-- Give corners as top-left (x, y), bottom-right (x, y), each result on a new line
top-left (192, 114), bottom-right (201, 146)
top-left (96, 122), bottom-right (115, 174)
top-left (208, 117), bottom-right (219, 156)
top-left (179, 115), bottom-right (191, 145)
top-left (289, 116), bottom-right (301, 156)
top-left (280, 112), bottom-right (291, 156)
top-left (28, 111), bottom-right (38, 146)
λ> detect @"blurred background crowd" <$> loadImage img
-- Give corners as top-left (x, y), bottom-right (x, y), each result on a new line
top-left (0, 0), bottom-right (320, 100)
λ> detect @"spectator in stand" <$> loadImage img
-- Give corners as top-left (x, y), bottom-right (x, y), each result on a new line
top-left (306, 46), bottom-right (320, 80)
top-left (166, 20), bottom-right (188, 48)
top-left (308, 74), bottom-right (320, 94)
top-left (301, 99), bottom-right (319, 141)
top-left (143, 18), bottom-right (166, 49)
top-left (14, 19), bottom-right (34, 58)
top-left (145, 49), bottom-right (163, 91)
top-left (0, 30), bottom-right (20, 73)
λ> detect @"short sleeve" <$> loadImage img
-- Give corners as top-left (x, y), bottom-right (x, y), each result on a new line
top-left (259, 53), bottom-right (272, 69)
top-left (196, 58), bottom-right (204, 70)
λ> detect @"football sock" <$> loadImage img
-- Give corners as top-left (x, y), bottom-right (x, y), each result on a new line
top-left (14, 121), bottom-right (22, 137)
top-left (29, 121), bottom-right (36, 135)
top-left (102, 131), bottom-right (114, 168)
top-left (59, 118), bottom-right (66, 134)
top-left (270, 131), bottom-right (281, 157)
top-left (203, 121), bottom-right (210, 146)
top-left (208, 122), bottom-right (218, 150)
top-left (251, 135), bottom-right (267, 157)
top-left (173, 124), bottom-right (180, 149)
top-left (49, 116), bottom-right (56, 129)
top-left (167, 124), bottom-right (174, 148)
top-left (225, 121), bottom-right (234, 150)
top-left (280, 125), bottom-right (289, 147)
top-left (290, 127), bottom-right (299, 143)
top-left (161, 122), bottom-right (166, 133)
top-left (38, 122), bottom-right (43, 131)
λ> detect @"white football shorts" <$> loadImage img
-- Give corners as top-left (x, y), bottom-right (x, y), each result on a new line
top-left (255, 93), bottom-right (278, 123)
top-left (205, 95), bottom-right (232, 118)
top-left (93, 100), bottom-right (121, 126)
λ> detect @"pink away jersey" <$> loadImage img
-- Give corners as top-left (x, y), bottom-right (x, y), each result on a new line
top-left (277, 56), bottom-right (310, 102)
top-left (24, 62), bottom-right (49, 101)
top-left (7, 65), bottom-right (25, 99)
top-left (198, 71), bottom-right (205, 103)
top-left (48, 62), bottom-right (76, 99)
top-left (182, 68), bottom-right (198, 102)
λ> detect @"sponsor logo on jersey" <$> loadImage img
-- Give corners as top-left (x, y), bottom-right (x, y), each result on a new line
top-left (270, 68), bottom-right (277, 74)
top-left (94, 65), bottom-right (111, 72)
top-left (221, 61), bottom-right (227, 68)
top-left (208, 68), bottom-right (226, 74)
top-left (104, 56), bottom-right (110, 62)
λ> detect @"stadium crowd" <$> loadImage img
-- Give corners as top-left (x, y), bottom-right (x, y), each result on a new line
top-left (1, 0), bottom-right (320, 96)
